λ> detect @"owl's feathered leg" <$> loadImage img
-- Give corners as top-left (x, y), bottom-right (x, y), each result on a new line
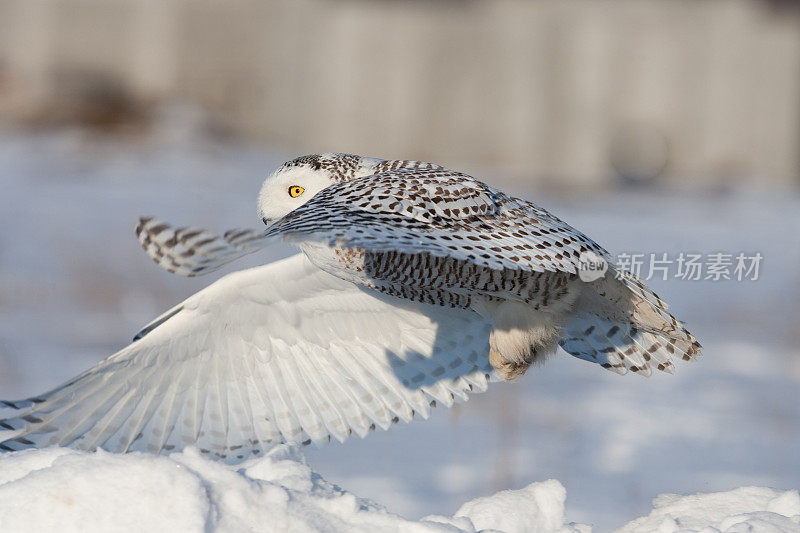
top-left (488, 331), bottom-right (560, 381)
top-left (488, 346), bottom-right (532, 381)
top-left (484, 300), bottom-right (570, 381)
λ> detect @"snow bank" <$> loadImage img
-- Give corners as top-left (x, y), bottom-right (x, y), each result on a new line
top-left (618, 487), bottom-right (800, 533)
top-left (0, 446), bottom-right (585, 532)
top-left (0, 447), bottom-right (797, 533)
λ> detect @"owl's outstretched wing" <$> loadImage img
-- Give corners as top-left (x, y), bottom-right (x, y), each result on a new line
top-left (0, 254), bottom-right (493, 463)
top-left (264, 170), bottom-right (609, 274)
top-left (135, 217), bottom-right (269, 276)
top-left (136, 169), bottom-right (607, 277)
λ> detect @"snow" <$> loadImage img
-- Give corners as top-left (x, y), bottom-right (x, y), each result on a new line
top-left (0, 446), bottom-right (580, 533)
top-left (618, 487), bottom-right (800, 533)
top-left (0, 116), bottom-right (798, 531)
top-left (453, 479), bottom-right (585, 533)
top-left (0, 447), bottom-right (797, 532)
top-left (0, 448), bottom-right (208, 532)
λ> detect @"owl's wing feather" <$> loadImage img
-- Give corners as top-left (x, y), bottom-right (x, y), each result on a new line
top-left (135, 217), bottom-right (269, 277)
top-left (137, 169), bottom-right (610, 278)
top-left (0, 254), bottom-right (493, 463)
top-left (265, 171), bottom-right (610, 275)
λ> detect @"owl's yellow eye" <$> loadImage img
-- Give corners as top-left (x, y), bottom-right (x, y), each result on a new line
top-left (288, 185), bottom-right (305, 198)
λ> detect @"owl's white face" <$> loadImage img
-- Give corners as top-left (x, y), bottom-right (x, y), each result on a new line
top-left (257, 162), bottom-right (337, 225)
top-left (258, 154), bottom-right (383, 225)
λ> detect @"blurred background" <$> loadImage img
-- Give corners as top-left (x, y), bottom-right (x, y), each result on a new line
top-left (3, 0), bottom-right (800, 188)
top-left (0, 0), bottom-right (798, 530)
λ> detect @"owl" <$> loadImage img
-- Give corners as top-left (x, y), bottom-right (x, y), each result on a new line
top-left (0, 153), bottom-right (700, 463)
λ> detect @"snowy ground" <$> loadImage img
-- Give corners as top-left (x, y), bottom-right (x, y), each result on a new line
top-left (0, 446), bottom-right (797, 532)
top-left (0, 119), bottom-right (798, 531)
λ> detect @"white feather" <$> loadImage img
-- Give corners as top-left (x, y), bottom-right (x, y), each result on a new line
top-left (0, 254), bottom-right (493, 463)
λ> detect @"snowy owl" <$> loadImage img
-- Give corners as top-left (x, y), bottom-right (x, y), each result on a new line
top-left (0, 153), bottom-right (700, 462)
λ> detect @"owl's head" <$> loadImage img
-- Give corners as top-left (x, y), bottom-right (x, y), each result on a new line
top-left (257, 153), bottom-right (382, 225)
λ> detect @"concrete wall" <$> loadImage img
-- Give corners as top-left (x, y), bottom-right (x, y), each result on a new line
top-left (1, 0), bottom-right (799, 188)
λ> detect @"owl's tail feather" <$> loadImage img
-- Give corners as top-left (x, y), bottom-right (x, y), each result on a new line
top-left (559, 268), bottom-right (701, 376)
top-left (559, 312), bottom-right (699, 376)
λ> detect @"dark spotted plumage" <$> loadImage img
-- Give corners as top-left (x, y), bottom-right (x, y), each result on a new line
top-left (135, 153), bottom-right (701, 377)
top-left (282, 153), bottom-right (362, 182)
top-left (268, 168), bottom-right (607, 274)
top-left (330, 247), bottom-right (577, 312)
